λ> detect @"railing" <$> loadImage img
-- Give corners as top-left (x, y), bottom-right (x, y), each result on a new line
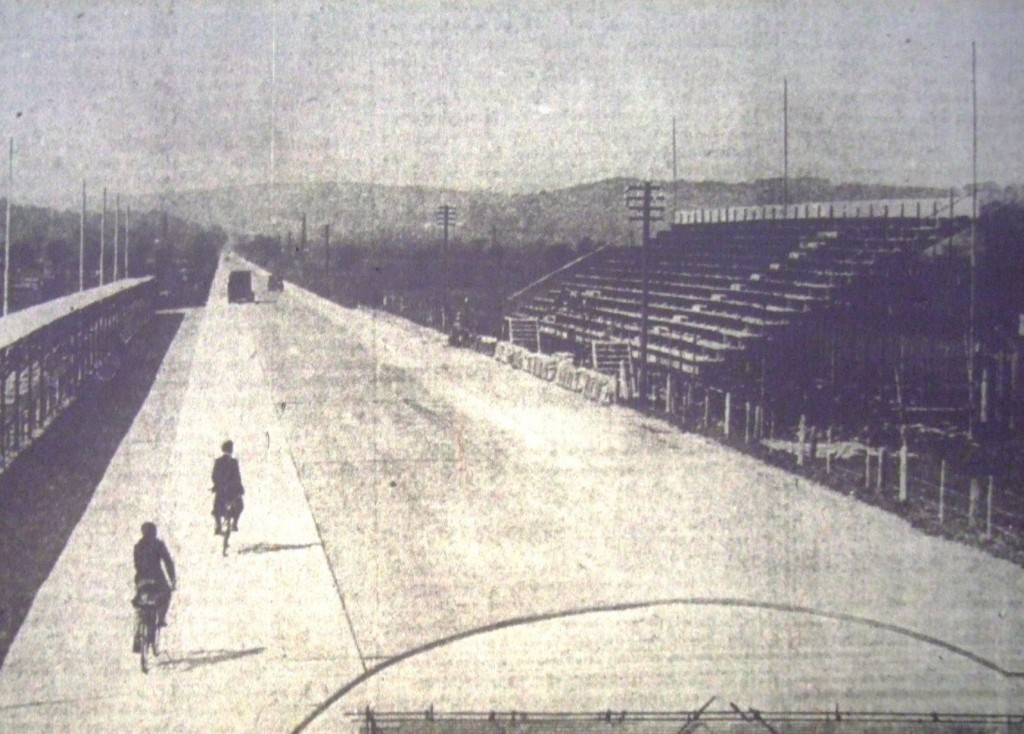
top-left (506, 246), bottom-right (611, 314)
top-left (352, 708), bottom-right (1024, 734)
top-left (674, 197), bottom-right (972, 226)
top-left (0, 278), bottom-right (155, 471)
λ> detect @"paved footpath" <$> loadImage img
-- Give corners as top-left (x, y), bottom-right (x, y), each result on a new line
top-left (0, 259), bottom-right (362, 732)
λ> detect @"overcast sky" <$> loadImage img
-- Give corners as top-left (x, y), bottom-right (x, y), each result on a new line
top-left (1, 0), bottom-right (1022, 207)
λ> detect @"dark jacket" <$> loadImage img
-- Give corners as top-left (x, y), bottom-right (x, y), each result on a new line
top-left (211, 454), bottom-right (244, 498)
top-left (134, 537), bottom-right (176, 590)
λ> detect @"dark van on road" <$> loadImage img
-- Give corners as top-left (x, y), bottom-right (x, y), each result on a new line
top-left (228, 270), bottom-right (255, 303)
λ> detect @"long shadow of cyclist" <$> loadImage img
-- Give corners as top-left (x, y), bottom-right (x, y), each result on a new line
top-left (157, 646), bottom-right (265, 672)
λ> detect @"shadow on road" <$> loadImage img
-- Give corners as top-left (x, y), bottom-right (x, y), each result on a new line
top-left (236, 542), bottom-right (321, 556)
top-left (0, 312), bottom-right (187, 667)
top-left (159, 646), bottom-right (265, 672)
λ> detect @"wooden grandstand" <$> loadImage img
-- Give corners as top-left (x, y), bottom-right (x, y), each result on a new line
top-left (506, 208), bottom-right (974, 428)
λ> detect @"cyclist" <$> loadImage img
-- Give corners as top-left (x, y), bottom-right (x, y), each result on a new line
top-left (133, 522), bottom-right (176, 628)
top-left (211, 440), bottom-right (245, 534)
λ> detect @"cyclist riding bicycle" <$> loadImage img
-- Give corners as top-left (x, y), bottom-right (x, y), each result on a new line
top-left (133, 522), bottom-right (176, 627)
top-left (211, 440), bottom-right (245, 535)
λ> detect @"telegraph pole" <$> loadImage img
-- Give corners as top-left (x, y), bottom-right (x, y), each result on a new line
top-left (3, 137), bottom-right (12, 316)
top-left (79, 180), bottom-right (86, 291)
top-left (324, 222), bottom-right (331, 295)
top-left (100, 187), bottom-right (106, 286)
top-left (626, 181), bottom-right (665, 401)
top-left (435, 204), bottom-right (457, 328)
top-left (783, 78), bottom-right (789, 215)
top-left (672, 117), bottom-right (678, 224)
top-left (125, 204), bottom-right (130, 278)
top-left (113, 194), bottom-right (120, 281)
top-left (968, 41), bottom-right (978, 439)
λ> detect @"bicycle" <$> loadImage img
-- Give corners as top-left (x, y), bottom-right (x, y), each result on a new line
top-left (218, 496), bottom-right (241, 556)
top-left (132, 581), bottom-right (162, 673)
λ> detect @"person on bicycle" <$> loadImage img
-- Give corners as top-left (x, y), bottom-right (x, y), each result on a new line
top-left (211, 440), bottom-right (245, 534)
top-left (133, 522), bottom-right (176, 628)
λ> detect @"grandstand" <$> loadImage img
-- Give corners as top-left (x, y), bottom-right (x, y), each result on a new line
top-left (506, 200), bottom-right (987, 432)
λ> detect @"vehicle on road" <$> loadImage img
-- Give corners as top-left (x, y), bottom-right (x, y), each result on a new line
top-left (228, 270), bottom-right (255, 303)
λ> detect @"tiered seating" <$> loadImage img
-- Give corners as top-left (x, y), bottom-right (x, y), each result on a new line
top-left (505, 317), bottom-right (540, 352)
top-left (509, 215), bottom-right (966, 380)
top-left (591, 341), bottom-right (632, 376)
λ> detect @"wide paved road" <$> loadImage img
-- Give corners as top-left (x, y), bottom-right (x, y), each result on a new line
top-left (0, 255), bottom-right (1022, 733)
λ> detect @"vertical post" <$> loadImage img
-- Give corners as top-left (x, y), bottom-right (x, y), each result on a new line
top-left (797, 414), bottom-right (806, 466)
top-left (877, 447), bottom-right (885, 491)
top-left (825, 427), bottom-right (832, 474)
top-left (324, 222), bottom-right (331, 284)
top-left (125, 204), bottom-right (130, 278)
top-left (100, 187), bottom-right (106, 286)
top-left (723, 391), bottom-right (731, 438)
top-left (79, 180), bottom-right (86, 291)
top-left (744, 401), bottom-right (751, 444)
top-left (672, 116), bottom-right (678, 223)
top-left (640, 185), bottom-right (651, 399)
top-left (939, 459), bottom-right (946, 524)
top-left (968, 478), bottom-right (980, 528)
top-left (898, 442), bottom-right (908, 502)
top-left (703, 392), bottom-right (710, 428)
top-left (986, 475), bottom-right (993, 538)
top-left (113, 194), bottom-right (120, 281)
top-left (980, 366), bottom-right (989, 424)
top-left (665, 372), bottom-right (673, 413)
top-left (783, 77), bottom-right (788, 213)
top-left (864, 447), bottom-right (871, 490)
top-left (4, 137), bottom-right (12, 316)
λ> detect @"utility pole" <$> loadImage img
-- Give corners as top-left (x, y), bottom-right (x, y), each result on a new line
top-left (783, 77), bottom-right (789, 216)
top-left (324, 222), bottom-right (330, 294)
top-left (4, 137), bottom-right (12, 316)
top-left (125, 204), bottom-right (130, 278)
top-left (968, 41), bottom-right (979, 439)
top-left (626, 181), bottom-right (665, 401)
top-left (435, 204), bottom-right (457, 328)
top-left (79, 180), bottom-right (86, 291)
top-left (672, 117), bottom-right (678, 224)
top-left (113, 194), bottom-right (120, 281)
top-left (100, 187), bottom-right (107, 286)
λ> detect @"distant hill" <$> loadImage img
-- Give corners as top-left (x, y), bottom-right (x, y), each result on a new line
top-left (132, 177), bottom-right (949, 250)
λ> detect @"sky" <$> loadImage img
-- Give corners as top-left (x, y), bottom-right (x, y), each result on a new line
top-left (0, 0), bottom-right (1022, 207)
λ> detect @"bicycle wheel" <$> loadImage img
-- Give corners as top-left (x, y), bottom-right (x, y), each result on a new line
top-left (222, 518), bottom-right (231, 555)
top-left (137, 616), bottom-right (150, 673)
top-left (148, 610), bottom-right (161, 657)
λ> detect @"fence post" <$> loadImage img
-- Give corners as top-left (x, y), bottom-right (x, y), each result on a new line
top-left (724, 391), bottom-right (731, 438)
top-left (703, 392), bottom-right (710, 429)
top-left (665, 372), bottom-right (673, 413)
top-left (797, 414), bottom-right (806, 466)
top-left (825, 427), bottom-right (832, 474)
top-left (898, 442), bottom-right (908, 502)
top-left (877, 447), bottom-right (885, 492)
top-left (864, 448), bottom-right (871, 490)
top-left (968, 478), bottom-right (980, 529)
top-left (939, 459), bottom-right (946, 524)
top-left (986, 476), bottom-right (994, 539)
